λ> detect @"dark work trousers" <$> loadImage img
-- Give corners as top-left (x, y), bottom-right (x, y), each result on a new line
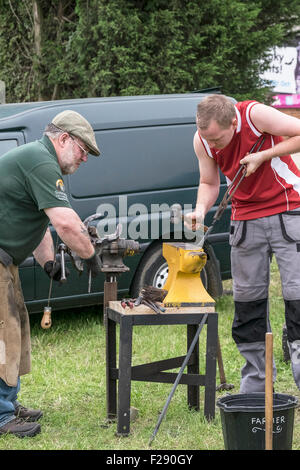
top-left (230, 209), bottom-right (300, 393)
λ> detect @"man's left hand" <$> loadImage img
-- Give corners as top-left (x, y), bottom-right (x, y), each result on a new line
top-left (44, 260), bottom-right (70, 282)
top-left (240, 151), bottom-right (265, 177)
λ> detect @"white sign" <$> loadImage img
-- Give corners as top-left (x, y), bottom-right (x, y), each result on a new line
top-left (261, 44), bottom-right (300, 94)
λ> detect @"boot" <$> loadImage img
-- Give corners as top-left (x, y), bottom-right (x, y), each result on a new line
top-left (14, 404), bottom-right (43, 422)
top-left (0, 417), bottom-right (41, 438)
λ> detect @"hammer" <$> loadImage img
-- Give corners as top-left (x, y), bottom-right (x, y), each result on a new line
top-left (41, 243), bottom-right (68, 329)
top-left (41, 306), bottom-right (52, 329)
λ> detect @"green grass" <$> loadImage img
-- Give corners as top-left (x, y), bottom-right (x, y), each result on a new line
top-left (1, 258), bottom-right (300, 450)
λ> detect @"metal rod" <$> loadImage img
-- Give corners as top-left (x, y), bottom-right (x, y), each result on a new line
top-left (46, 235), bottom-right (59, 307)
top-left (42, 235), bottom-right (59, 329)
top-left (148, 313), bottom-right (208, 446)
top-left (58, 243), bottom-right (67, 283)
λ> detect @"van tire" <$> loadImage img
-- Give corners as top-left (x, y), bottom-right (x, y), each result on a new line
top-left (130, 241), bottom-right (223, 300)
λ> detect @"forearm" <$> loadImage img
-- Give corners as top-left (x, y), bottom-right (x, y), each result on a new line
top-left (195, 182), bottom-right (220, 217)
top-left (57, 222), bottom-right (94, 259)
top-left (245, 103), bottom-right (300, 174)
top-left (33, 228), bottom-right (55, 267)
top-left (260, 135), bottom-right (300, 161)
top-left (241, 135), bottom-right (300, 176)
top-left (44, 207), bottom-right (95, 259)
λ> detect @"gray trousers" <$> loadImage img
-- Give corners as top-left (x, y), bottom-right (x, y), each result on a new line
top-left (230, 209), bottom-right (300, 393)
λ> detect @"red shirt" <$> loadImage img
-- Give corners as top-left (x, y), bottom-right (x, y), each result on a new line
top-left (198, 100), bottom-right (300, 220)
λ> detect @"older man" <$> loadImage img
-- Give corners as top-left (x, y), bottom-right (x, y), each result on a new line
top-left (0, 110), bottom-right (101, 437)
top-left (186, 94), bottom-right (300, 394)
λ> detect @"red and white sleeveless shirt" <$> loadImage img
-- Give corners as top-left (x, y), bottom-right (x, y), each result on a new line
top-left (198, 100), bottom-right (300, 220)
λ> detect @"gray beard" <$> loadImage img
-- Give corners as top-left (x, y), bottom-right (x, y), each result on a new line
top-left (61, 164), bottom-right (77, 175)
top-left (60, 148), bottom-right (78, 174)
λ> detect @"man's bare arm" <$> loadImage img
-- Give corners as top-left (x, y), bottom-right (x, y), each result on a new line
top-left (185, 132), bottom-right (220, 229)
top-left (44, 207), bottom-right (95, 259)
top-left (240, 104), bottom-right (300, 176)
top-left (32, 228), bottom-right (55, 267)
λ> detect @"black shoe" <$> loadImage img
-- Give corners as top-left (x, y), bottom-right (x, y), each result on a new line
top-left (0, 417), bottom-right (41, 438)
top-left (14, 404), bottom-right (43, 422)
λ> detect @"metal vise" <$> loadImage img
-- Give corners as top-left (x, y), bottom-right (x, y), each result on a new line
top-left (68, 213), bottom-right (139, 281)
top-left (162, 241), bottom-right (215, 307)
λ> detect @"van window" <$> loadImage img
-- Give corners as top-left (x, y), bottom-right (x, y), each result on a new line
top-left (69, 124), bottom-right (198, 198)
top-left (0, 139), bottom-right (18, 156)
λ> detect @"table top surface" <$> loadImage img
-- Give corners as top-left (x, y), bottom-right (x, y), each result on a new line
top-left (108, 300), bottom-right (216, 316)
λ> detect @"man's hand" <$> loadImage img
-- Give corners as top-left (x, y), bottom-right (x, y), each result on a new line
top-left (84, 252), bottom-right (102, 278)
top-left (184, 210), bottom-right (205, 232)
top-left (240, 151), bottom-right (266, 177)
top-left (44, 260), bottom-right (70, 282)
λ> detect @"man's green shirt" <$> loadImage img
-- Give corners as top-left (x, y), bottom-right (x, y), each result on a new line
top-left (0, 135), bottom-right (72, 265)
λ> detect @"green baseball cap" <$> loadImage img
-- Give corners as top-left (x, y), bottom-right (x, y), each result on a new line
top-left (52, 110), bottom-right (100, 156)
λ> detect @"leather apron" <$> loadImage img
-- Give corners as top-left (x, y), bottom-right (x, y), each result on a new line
top-left (0, 263), bottom-right (31, 387)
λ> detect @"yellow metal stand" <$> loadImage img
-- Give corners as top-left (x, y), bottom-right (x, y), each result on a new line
top-left (162, 242), bottom-right (215, 307)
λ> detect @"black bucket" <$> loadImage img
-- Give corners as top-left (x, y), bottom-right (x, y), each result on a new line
top-left (217, 393), bottom-right (298, 450)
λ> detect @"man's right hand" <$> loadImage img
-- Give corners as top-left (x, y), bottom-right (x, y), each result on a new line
top-left (184, 211), bottom-right (205, 232)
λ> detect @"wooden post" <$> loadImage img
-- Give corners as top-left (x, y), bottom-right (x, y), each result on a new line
top-left (265, 332), bottom-right (273, 450)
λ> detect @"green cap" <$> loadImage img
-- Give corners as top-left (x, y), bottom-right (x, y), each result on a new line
top-left (52, 110), bottom-right (100, 156)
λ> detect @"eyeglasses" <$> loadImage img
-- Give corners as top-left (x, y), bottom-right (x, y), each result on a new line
top-left (69, 135), bottom-right (89, 157)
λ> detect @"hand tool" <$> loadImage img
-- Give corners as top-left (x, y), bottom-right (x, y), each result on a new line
top-left (134, 296), bottom-right (164, 313)
top-left (41, 241), bottom-right (68, 329)
top-left (41, 306), bottom-right (52, 329)
top-left (121, 299), bottom-right (134, 309)
top-left (133, 286), bottom-right (167, 313)
top-left (139, 285), bottom-right (168, 303)
top-left (265, 331), bottom-right (273, 450)
top-left (41, 235), bottom-right (59, 329)
top-left (148, 313), bottom-right (208, 446)
top-left (141, 298), bottom-right (165, 313)
top-left (58, 243), bottom-right (68, 283)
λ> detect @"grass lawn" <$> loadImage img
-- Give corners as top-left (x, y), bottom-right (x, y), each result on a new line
top-left (1, 258), bottom-right (300, 451)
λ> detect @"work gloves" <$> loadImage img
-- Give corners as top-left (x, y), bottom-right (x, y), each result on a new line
top-left (44, 252), bottom-right (101, 281)
top-left (84, 252), bottom-right (102, 278)
top-left (44, 260), bottom-right (70, 282)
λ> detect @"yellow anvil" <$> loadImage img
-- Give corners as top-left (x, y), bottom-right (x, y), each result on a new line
top-left (162, 242), bottom-right (215, 307)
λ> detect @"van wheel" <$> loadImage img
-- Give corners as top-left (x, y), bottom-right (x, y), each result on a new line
top-left (130, 242), bottom-right (223, 299)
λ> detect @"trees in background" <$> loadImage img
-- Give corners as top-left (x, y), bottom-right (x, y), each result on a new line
top-left (1, 0), bottom-right (300, 103)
